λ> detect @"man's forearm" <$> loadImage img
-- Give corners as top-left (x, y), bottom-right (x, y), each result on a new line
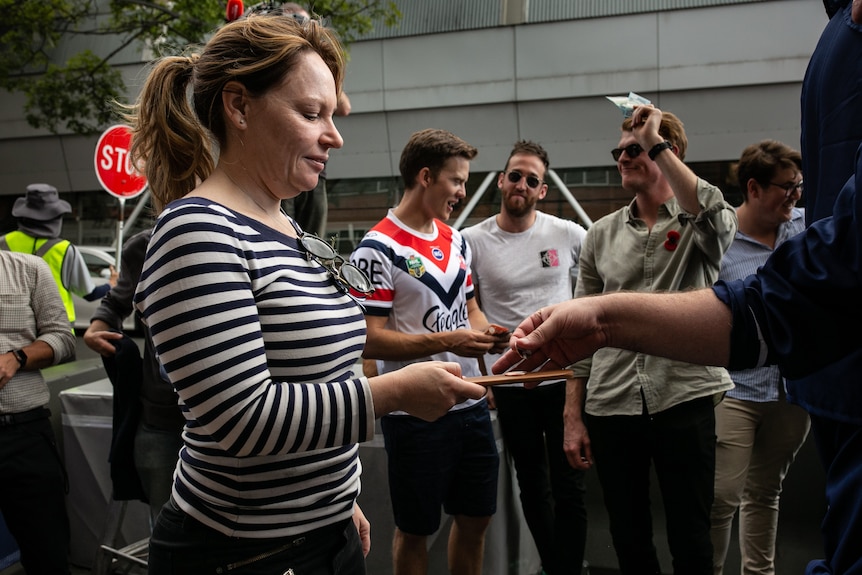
top-left (602, 289), bottom-right (732, 367)
top-left (564, 377), bottom-right (587, 422)
top-left (11, 340), bottom-right (56, 371)
top-left (363, 330), bottom-right (449, 361)
top-left (654, 149), bottom-right (701, 215)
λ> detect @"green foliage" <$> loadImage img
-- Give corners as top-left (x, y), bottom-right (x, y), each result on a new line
top-left (0, 0), bottom-right (93, 81)
top-left (24, 51), bottom-right (125, 134)
top-left (106, 0), bottom-right (227, 57)
top-left (0, 0), bottom-right (401, 135)
top-left (306, 0), bottom-right (402, 46)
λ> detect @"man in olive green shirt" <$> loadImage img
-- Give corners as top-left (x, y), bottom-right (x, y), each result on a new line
top-left (563, 105), bottom-right (736, 575)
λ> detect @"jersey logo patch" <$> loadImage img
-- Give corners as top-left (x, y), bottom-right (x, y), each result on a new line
top-left (406, 255), bottom-right (426, 278)
top-left (541, 249), bottom-right (560, 268)
top-left (431, 246), bottom-right (444, 261)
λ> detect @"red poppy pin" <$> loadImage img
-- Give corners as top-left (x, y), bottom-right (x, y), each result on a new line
top-left (664, 230), bottom-right (680, 251)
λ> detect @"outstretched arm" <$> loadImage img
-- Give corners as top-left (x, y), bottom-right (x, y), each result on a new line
top-left (492, 289), bottom-right (732, 374)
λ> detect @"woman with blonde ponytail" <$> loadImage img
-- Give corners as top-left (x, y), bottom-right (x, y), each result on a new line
top-left (129, 12), bottom-right (487, 575)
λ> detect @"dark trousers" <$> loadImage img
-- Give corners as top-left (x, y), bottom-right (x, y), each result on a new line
top-left (805, 415), bottom-right (862, 575)
top-left (493, 384), bottom-right (587, 575)
top-left (148, 499), bottom-right (365, 574)
top-left (586, 396), bottom-right (715, 575)
top-left (134, 422), bottom-right (183, 525)
top-left (0, 413), bottom-right (70, 575)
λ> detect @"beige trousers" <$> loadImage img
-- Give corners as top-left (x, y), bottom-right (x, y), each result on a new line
top-left (711, 396), bottom-right (810, 575)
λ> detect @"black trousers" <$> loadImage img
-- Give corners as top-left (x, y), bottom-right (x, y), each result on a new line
top-left (805, 415), bottom-right (862, 575)
top-left (148, 499), bottom-right (365, 575)
top-left (586, 396), bottom-right (716, 575)
top-left (0, 412), bottom-right (70, 575)
top-left (493, 384), bottom-right (587, 575)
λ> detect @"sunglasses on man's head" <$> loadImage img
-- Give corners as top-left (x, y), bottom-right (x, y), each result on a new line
top-left (611, 143), bottom-right (644, 162)
top-left (505, 170), bottom-right (543, 189)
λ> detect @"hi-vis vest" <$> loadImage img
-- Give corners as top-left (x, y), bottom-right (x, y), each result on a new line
top-left (0, 230), bottom-right (76, 323)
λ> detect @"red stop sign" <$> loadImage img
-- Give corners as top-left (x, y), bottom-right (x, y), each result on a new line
top-left (94, 124), bottom-right (148, 198)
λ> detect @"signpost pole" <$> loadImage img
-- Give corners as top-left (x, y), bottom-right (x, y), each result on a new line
top-left (116, 197), bottom-right (126, 273)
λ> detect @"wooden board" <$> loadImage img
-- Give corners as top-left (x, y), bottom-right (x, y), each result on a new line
top-left (465, 369), bottom-right (574, 386)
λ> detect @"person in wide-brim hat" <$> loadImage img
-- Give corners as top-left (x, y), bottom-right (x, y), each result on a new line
top-left (2, 181), bottom-right (114, 322)
top-left (12, 184), bottom-right (72, 222)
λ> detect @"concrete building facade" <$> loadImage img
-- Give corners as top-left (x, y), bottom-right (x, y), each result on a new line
top-left (0, 0), bottom-right (827, 246)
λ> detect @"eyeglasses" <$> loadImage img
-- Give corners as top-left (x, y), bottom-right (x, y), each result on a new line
top-left (505, 171), bottom-right (543, 189)
top-left (295, 229), bottom-right (374, 296)
top-left (611, 143), bottom-right (644, 162)
top-left (769, 179), bottom-right (804, 198)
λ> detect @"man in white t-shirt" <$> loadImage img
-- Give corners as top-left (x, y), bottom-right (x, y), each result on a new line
top-left (350, 128), bottom-right (508, 575)
top-left (461, 140), bottom-right (589, 575)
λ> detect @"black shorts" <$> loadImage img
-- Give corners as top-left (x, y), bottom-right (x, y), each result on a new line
top-left (380, 401), bottom-right (499, 535)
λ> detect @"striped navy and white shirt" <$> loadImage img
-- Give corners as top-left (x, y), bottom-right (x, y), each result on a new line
top-left (134, 198), bottom-right (374, 538)
top-left (717, 207), bottom-right (805, 402)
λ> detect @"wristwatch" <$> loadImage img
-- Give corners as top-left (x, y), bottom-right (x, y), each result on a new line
top-left (10, 349), bottom-right (27, 369)
top-left (648, 140), bottom-right (674, 161)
